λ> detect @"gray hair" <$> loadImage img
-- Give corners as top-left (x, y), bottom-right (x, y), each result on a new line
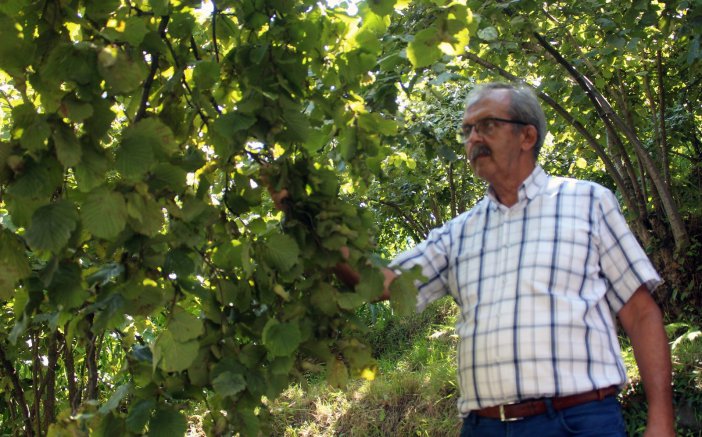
top-left (464, 82), bottom-right (547, 159)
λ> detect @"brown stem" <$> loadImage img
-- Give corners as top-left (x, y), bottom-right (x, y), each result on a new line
top-left (135, 15), bottom-right (170, 122)
top-left (0, 342), bottom-right (34, 436)
top-left (377, 199), bottom-right (427, 242)
top-left (449, 161), bottom-right (457, 219)
top-left (656, 50), bottom-right (671, 186)
top-left (60, 332), bottom-right (80, 413)
top-left (42, 332), bottom-right (59, 433)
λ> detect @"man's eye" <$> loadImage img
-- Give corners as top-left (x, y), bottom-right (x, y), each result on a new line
top-left (483, 119), bottom-right (496, 130)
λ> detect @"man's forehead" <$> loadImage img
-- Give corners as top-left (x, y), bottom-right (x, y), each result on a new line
top-left (464, 89), bottom-right (512, 118)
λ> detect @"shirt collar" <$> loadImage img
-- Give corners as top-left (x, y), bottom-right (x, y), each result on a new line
top-left (486, 165), bottom-right (548, 209)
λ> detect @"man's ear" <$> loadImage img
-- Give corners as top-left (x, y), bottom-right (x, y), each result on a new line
top-left (520, 125), bottom-right (538, 153)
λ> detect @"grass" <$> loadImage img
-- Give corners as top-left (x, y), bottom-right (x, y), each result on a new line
top-left (269, 300), bottom-right (702, 436)
top-left (269, 298), bottom-right (461, 436)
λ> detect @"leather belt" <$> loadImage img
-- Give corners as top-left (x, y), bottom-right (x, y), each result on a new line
top-left (473, 386), bottom-right (619, 422)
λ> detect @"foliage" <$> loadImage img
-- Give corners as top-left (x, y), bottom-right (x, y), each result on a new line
top-left (620, 321), bottom-right (702, 435)
top-left (0, 0), bottom-right (479, 434)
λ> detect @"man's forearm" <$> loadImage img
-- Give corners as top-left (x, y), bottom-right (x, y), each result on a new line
top-left (619, 287), bottom-right (675, 436)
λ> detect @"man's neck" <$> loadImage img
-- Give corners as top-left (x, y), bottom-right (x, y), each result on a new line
top-left (489, 163), bottom-right (537, 207)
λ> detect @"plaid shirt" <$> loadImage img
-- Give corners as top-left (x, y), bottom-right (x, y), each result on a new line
top-left (391, 166), bottom-right (661, 415)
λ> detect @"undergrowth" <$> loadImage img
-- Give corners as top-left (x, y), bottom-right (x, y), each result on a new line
top-left (270, 298), bottom-right (702, 436)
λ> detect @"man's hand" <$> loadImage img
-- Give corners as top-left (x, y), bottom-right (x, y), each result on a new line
top-left (260, 166), bottom-right (290, 211)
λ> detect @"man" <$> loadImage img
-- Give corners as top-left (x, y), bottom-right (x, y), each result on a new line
top-left (378, 82), bottom-right (674, 436)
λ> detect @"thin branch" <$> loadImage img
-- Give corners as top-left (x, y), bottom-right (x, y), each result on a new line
top-left (376, 199), bottom-right (427, 242)
top-left (656, 49), bottom-right (671, 186)
top-left (135, 15), bottom-right (170, 122)
top-left (211, 0), bottom-right (220, 63)
top-left (531, 30), bottom-right (689, 252)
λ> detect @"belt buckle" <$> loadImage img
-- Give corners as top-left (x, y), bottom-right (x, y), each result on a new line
top-left (499, 404), bottom-right (523, 422)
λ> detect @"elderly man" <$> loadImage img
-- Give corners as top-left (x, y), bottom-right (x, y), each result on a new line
top-left (379, 82), bottom-right (674, 436)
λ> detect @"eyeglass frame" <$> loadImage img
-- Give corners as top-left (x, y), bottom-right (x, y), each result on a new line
top-left (460, 117), bottom-right (531, 141)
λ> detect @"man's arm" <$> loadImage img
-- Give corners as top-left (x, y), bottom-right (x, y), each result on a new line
top-left (617, 285), bottom-right (675, 437)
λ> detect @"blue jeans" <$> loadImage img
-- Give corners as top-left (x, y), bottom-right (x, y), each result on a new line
top-left (460, 396), bottom-right (627, 437)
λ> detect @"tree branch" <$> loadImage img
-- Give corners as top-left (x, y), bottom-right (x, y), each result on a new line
top-left (135, 15), bottom-right (170, 122)
top-left (0, 343), bottom-right (34, 436)
top-left (212, 0), bottom-right (220, 63)
top-left (532, 31), bottom-right (689, 253)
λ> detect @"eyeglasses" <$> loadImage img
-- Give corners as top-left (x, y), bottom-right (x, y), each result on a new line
top-left (460, 117), bottom-right (530, 141)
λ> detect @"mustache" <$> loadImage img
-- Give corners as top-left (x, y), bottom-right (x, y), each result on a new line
top-left (469, 144), bottom-right (491, 161)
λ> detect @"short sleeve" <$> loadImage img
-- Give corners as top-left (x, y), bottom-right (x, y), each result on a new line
top-left (596, 188), bottom-right (662, 313)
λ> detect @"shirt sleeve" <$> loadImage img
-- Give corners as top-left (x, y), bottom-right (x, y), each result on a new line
top-left (596, 188), bottom-right (662, 313)
top-left (390, 224), bottom-right (453, 312)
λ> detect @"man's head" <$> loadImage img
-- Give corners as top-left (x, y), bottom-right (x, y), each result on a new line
top-left (461, 83), bottom-right (545, 186)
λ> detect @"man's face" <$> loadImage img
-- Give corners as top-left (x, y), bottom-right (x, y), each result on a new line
top-left (461, 90), bottom-right (530, 185)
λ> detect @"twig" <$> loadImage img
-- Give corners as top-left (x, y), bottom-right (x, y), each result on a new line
top-left (135, 15), bottom-right (170, 122)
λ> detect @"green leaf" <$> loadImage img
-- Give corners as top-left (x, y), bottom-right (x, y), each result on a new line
top-left (193, 60), bottom-right (220, 90)
top-left (169, 12), bottom-right (196, 39)
top-left (126, 192), bottom-right (164, 236)
top-left (357, 112), bottom-right (398, 136)
top-left (74, 147), bottom-right (108, 192)
top-left (149, 0), bottom-right (169, 16)
top-left (149, 163), bottom-right (187, 192)
top-left (122, 280), bottom-right (170, 316)
top-left (152, 330), bottom-right (198, 372)
top-left (212, 371), bottom-right (247, 398)
top-left (122, 16), bottom-right (149, 46)
top-left (337, 292), bottom-right (365, 310)
top-left (407, 27), bottom-right (442, 68)
top-left (263, 233), bottom-right (300, 271)
top-left (84, 0), bottom-right (120, 20)
top-left (48, 261), bottom-right (89, 310)
top-left (99, 383), bottom-right (131, 414)
top-left (367, 0), bottom-right (396, 16)
top-left (477, 26), bottom-right (498, 41)
top-left (209, 113), bottom-right (256, 158)
top-left (164, 248), bottom-right (195, 278)
top-left (355, 267), bottom-right (385, 301)
top-left (169, 307), bottom-right (203, 342)
top-left (20, 118), bottom-right (51, 153)
top-left (0, 12), bottom-right (31, 76)
top-left (81, 188), bottom-right (127, 240)
top-left (389, 267), bottom-right (422, 316)
top-left (327, 357), bottom-right (348, 389)
top-left (116, 131), bottom-right (155, 180)
top-left (24, 200), bottom-right (79, 253)
top-left (53, 123), bottom-right (82, 168)
top-left (147, 408), bottom-right (187, 437)
top-left (98, 47), bottom-right (149, 94)
top-left (310, 283), bottom-right (338, 316)
top-left (60, 97), bottom-right (94, 122)
top-left (262, 319), bottom-right (301, 357)
top-left (0, 230), bottom-right (31, 300)
top-left (7, 156), bottom-right (63, 199)
top-left (126, 399), bottom-right (156, 434)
